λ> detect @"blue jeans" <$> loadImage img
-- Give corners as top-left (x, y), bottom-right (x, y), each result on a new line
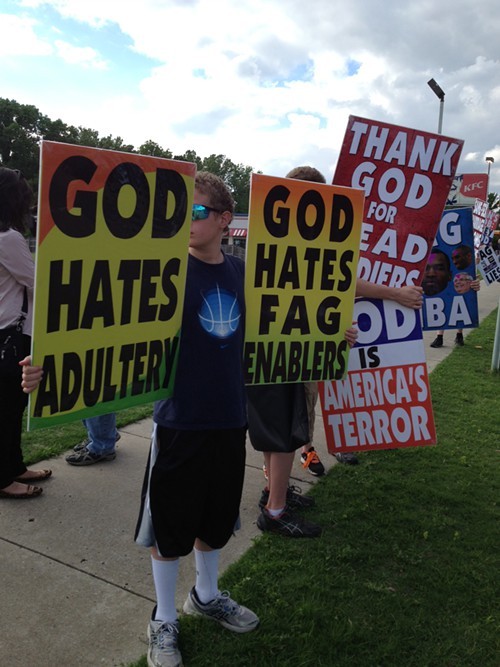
top-left (82, 414), bottom-right (118, 455)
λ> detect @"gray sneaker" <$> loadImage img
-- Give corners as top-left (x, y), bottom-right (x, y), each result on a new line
top-left (73, 431), bottom-right (121, 452)
top-left (147, 618), bottom-right (182, 667)
top-left (183, 587), bottom-right (259, 633)
top-left (65, 447), bottom-right (116, 466)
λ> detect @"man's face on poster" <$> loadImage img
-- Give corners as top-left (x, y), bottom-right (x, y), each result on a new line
top-left (452, 246), bottom-right (472, 270)
top-left (454, 272), bottom-right (472, 294)
top-left (422, 251), bottom-right (451, 296)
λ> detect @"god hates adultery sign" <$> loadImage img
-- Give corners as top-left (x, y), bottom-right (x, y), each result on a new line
top-left (320, 116), bottom-right (463, 453)
top-left (29, 141), bottom-right (195, 429)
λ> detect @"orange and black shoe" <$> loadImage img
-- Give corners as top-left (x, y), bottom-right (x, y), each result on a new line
top-left (300, 447), bottom-right (325, 477)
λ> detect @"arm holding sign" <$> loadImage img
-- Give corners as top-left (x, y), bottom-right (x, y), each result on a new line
top-left (356, 279), bottom-right (424, 309)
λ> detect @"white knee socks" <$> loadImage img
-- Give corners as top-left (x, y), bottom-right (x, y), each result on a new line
top-left (194, 547), bottom-right (220, 604)
top-left (151, 556), bottom-right (179, 623)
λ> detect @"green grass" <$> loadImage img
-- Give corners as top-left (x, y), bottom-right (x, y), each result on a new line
top-left (23, 314), bottom-right (500, 667)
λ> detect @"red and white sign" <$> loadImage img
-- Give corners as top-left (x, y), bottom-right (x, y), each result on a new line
top-left (320, 116), bottom-right (463, 453)
top-left (334, 116), bottom-right (464, 288)
top-left (447, 173), bottom-right (488, 207)
top-left (320, 300), bottom-right (436, 453)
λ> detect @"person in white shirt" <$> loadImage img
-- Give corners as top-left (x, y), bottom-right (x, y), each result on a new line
top-left (0, 167), bottom-right (52, 499)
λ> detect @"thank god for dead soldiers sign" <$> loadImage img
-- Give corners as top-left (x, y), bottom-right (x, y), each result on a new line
top-left (28, 141), bottom-right (195, 429)
top-left (243, 173), bottom-right (364, 385)
top-left (334, 115), bottom-right (464, 288)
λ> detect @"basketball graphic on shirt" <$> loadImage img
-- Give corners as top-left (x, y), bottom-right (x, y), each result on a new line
top-left (198, 286), bottom-right (241, 339)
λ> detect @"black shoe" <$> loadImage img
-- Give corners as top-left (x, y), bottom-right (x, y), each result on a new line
top-left (430, 335), bottom-right (443, 348)
top-left (454, 334), bottom-right (464, 346)
top-left (258, 484), bottom-right (315, 510)
top-left (256, 507), bottom-right (322, 538)
top-left (335, 452), bottom-right (359, 465)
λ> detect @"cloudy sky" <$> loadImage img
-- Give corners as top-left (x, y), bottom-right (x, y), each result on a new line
top-left (1, 0), bottom-right (499, 190)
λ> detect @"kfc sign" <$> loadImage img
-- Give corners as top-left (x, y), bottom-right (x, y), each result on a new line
top-left (447, 173), bottom-right (488, 206)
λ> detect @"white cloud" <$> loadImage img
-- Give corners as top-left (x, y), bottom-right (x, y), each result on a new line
top-left (54, 39), bottom-right (108, 69)
top-left (0, 14), bottom-right (52, 57)
top-left (7, 0), bottom-right (500, 190)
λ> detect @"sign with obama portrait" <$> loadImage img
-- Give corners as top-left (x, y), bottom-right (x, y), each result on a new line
top-left (29, 141), bottom-right (195, 429)
top-left (243, 173), bottom-right (364, 385)
top-left (421, 207), bottom-right (479, 331)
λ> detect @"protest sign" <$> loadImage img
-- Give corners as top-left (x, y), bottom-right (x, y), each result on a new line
top-left (334, 115), bottom-right (463, 287)
top-left (29, 141), bottom-right (195, 429)
top-left (319, 115), bottom-right (462, 453)
top-left (243, 173), bottom-right (364, 385)
top-left (319, 299), bottom-right (436, 453)
top-left (422, 208), bottom-right (478, 330)
top-left (477, 244), bottom-right (500, 285)
top-left (472, 199), bottom-right (499, 248)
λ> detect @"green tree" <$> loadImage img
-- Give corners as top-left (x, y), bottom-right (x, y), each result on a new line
top-left (0, 98), bottom-right (43, 181)
top-left (96, 134), bottom-right (135, 153)
top-left (487, 191), bottom-right (500, 211)
top-left (138, 140), bottom-right (172, 158)
top-left (174, 149), bottom-right (203, 170)
top-left (0, 97), bottom-right (258, 210)
top-left (200, 154), bottom-right (253, 213)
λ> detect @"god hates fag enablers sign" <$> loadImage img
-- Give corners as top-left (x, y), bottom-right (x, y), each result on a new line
top-left (244, 173), bottom-right (364, 385)
top-left (29, 141), bottom-right (195, 429)
top-left (319, 116), bottom-right (463, 453)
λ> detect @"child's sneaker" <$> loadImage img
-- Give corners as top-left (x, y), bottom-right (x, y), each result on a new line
top-left (183, 587), bottom-right (259, 633)
top-left (147, 614), bottom-right (182, 667)
top-left (300, 447), bottom-right (325, 476)
top-left (258, 484), bottom-right (315, 510)
top-left (257, 507), bottom-right (322, 538)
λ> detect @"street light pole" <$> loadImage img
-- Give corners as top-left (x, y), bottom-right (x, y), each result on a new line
top-left (485, 155), bottom-right (499, 371)
top-left (486, 156), bottom-right (494, 194)
top-left (427, 78), bottom-right (445, 134)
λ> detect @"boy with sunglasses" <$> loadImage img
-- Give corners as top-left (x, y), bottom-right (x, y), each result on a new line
top-left (21, 171), bottom-right (258, 667)
top-left (135, 171), bottom-right (258, 667)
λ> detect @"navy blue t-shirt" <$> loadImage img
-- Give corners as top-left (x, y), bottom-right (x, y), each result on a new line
top-left (154, 252), bottom-right (246, 429)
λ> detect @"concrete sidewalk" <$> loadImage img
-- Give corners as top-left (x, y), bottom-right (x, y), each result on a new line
top-left (1, 282), bottom-right (499, 667)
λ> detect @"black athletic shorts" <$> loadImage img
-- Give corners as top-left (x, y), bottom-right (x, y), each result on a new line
top-left (247, 383), bottom-right (309, 453)
top-left (145, 426), bottom-right (246, 557)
